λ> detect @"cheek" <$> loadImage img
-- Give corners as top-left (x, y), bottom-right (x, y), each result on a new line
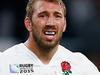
top-left (58, 21), bottom-right (65, 31)
top-left (32, 19), bottom-right (45, 33)
top-left (35, 18), bottom-right (46, 27)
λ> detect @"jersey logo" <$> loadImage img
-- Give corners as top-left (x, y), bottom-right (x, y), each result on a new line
top-left (61, 61), bottom-right (72, 75)
top-left (9, 64), bottom-right (34, 74)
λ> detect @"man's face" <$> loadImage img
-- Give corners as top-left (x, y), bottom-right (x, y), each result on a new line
top-left (31, 1), bottom-right (66, 49)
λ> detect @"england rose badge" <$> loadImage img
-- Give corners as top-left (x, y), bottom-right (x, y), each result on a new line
top-left (61, 61), bottom-right (72, 75)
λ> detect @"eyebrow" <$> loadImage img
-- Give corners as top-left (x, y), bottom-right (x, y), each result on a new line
top-left (54, 11), bottom-right (63, 16)
top-left (38, 11), bottom-right (63, 15)
top-left (38, 11), bottom-right (48, 14)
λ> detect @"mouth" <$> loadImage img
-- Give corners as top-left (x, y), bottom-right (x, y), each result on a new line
top-left (44, 31), bottom-right (56, 36)
top-left (43, 30), bottom-right (57, 41)
top-left (42, 26), bottom-right (57, 41)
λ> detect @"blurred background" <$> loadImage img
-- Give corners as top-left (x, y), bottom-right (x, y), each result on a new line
top-left (0, 0), bottom-right (100, 71)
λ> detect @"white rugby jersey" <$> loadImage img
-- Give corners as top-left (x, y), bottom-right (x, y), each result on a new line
top-left (0, 43), bottom-right (99, 75)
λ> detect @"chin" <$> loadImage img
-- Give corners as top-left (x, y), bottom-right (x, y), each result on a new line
top-left (42, 41), bottom-right (59, 49)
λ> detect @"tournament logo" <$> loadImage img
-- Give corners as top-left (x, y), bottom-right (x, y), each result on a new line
top-left (9, 64), bottom-right (19, 73)
top-left (9, 64), bottom-right (34, 74)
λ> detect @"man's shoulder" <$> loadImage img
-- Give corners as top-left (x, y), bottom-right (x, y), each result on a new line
top-left (59, 45), bottom-right (85, 57)
top-left (0, 43), bottom-right (26, 64)
top-left (2, 43), bottom-right (23, 57)
top-left (59, 45), bottom-right (91, 62)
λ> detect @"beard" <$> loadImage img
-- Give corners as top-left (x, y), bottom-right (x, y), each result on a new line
top-left (32, 29), bottom-right (63, 52)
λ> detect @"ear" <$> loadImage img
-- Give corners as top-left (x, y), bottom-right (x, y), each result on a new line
top-left (24, 17), bottom-right (33, 32)
top-left (63, 19), bottom-right (67, 32)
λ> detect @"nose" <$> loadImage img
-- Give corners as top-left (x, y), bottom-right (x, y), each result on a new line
top-left (46, 17), bottom-right (55, 26)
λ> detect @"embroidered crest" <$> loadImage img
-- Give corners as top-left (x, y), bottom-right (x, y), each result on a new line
top-left (61, 61), bottom-right (72, 75)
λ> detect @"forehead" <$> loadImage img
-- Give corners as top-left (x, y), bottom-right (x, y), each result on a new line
top-left (33, 1), bottom-right (64, 14)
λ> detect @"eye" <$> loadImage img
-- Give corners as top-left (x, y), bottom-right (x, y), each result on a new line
top-left (54, 12), bottom-right (63, 19)
top-left (55, 15), bottom-right (62, 18)
top-left (38, 14), bottom-right (46, 18)
top-left (38, 12), bottom-right (48, 18)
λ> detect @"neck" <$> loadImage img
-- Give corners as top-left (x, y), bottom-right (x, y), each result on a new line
top-left (24, 36), bottom-right (59, 64)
